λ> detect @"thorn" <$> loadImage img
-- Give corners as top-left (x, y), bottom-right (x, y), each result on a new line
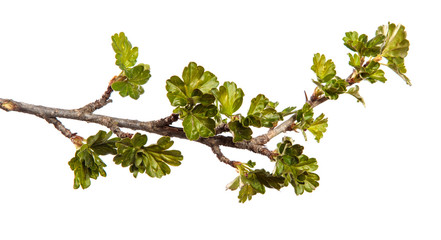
top-left (304, 90), bottom-right (309, 102)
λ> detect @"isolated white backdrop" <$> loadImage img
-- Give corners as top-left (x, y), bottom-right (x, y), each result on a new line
top-left (1, 1), bottom-right (440, 239)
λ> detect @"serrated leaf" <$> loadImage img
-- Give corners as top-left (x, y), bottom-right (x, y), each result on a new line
top-left (307, 113), bottom-right (328, 143)
top-left (386, 57), bottom-right (411, 85)
top-left (377, 23), bottom-right (409, 59)
top-left (212, 81), bottom-right (244, 116)
top-left (311, 53), bottom-right (336, 82)
top-left (114, 134), bottom-right (183, 178)
top-left (343, 31), bottom-right (384, 57)
top-left (247, 94), bottom-right (268, 116)
top-left (296, 103), bottom-right (314, 129)
top-left (226, 176), bottom-right (241, 191)
top-left (273, 138), bottom-right (320, 195)
top-left (125, 64), bottom-right (151, 85)
top-left (166, 62), bottom-right (219, 107)
top-left (346, 85), bottom-right (365, 106)
top-left (228, 120), bottom-right (253, 142)
top-left (348, 53), bottom-right (361, 68)
top-left (314, 77), bottom-right (348, 100)
top-left (182, 62), bottom-right (219, 95)
top-left (111, 81), bottom-right (145, 100)
top-left (182, 104), bottom-right (217, 140)
top-left (246, 94), bottom-right (283, 128)
top-left (111, 32), bottom-right (138, 70)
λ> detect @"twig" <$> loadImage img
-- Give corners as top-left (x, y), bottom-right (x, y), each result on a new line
top-left (251, 72), bottom-right (356, 145)
top-left (209, 144), bottom-right (240, 168)
top-left (76, 76), bottom-right (117, 113)
top-left (44, 117), bottom-right (74, 139)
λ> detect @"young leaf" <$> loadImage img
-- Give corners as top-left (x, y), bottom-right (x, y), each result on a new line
top-left (307, 113), bottom-right (328, 143)
top-left (376, 23), bottom-right (411, 85)
top-left (377, 23), bottom-right (410, 59)
top-left (212, 81), bottom-right (244, 116)
top-left (273, 138), bottom-right (320, 195)
top-left (182, 104), bottom-right (217, 140)
top-left (113, 134), bottom-right (183, 178)
top-left (387, 57), bottom-right (411, 85)
top-left (228, 120), bottom-right (253, 142)
top-left (245, 94), bottom-right (283, 128)
top-left (182, 62), bottom-right (219, 95)
top-left (68, 131), bottom-right (119, 189)
top-left (166, 62), bottom-right (219, 107)
top-left (346, 85), bottom-right (365, 106)
top-left (111, 32), bottom-right (138, 70)
top-left (111, 80), bottom-right (145, 100)
top-left (314, 77), bottom-right (348, 100)
top-left (125, 64), bottom-right (151, 85)
top-left (311, 53), bottom-right (336, 82)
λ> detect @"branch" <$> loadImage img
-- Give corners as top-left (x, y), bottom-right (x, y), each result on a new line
top-left (75, 75), bottom-right (120, 113)
top-left (209, 144), bottom-right (240, 168)
top-left (252, 72), bottom-right (355, 145)
top-left (0, 98), bottom-right (274, 165)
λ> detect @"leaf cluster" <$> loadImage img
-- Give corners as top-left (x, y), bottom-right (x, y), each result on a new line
top-left (113, 133), bottom-right (183, 178)
top-left (226, 161), bottom-right (285, 203)
top-left (295, 103), bottom-right (328, 143)
top-left (166, 62), bottom-right (295, 142)
top-left (68, 131), bottom-right (183, 189)
top-left (68, 131), bottom-right (118, 189)
top-left (111, 33), bottom-right (151, 99)
top-left (311, 53), bottom-right (348, 100)
top-left (273, 137), bottom-right (319, 195)
top-left (343, 23), bottom-right (410, 85)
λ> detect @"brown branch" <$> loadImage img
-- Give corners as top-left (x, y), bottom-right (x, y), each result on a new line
top-left (209, 144), bottom-right (240, 168)
top-left (0, 98), bottom-right (274, 165)
top-left (76, 76), bottom-right (119, 113)
top-left (251, 72), bottom-right (356, 145)
top-left (43, 117), bottom-right (75, 139)
top-left (215, 122), bottom-right (230, 134)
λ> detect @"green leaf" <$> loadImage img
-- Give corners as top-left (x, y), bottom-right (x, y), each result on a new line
top-left (296, 103), bottom-right (314, 130)
top-left (307, 113), bottom-right (328, 143)
top-left (183, 62), bottom-right (219, 94)
top-left (245, 94), bottom-right (283, 128)
top-left (343, 31), bottom-right (367, 53)
top-left (125, 64), bottom-right (151, 85)
top-left (68, 131), bottom-right (119, 189)
top-left (166, 62), bottom-right (219, 107)
top-left (253, 169), bottom-right (285, 190)
top-left (343, 31), bottom-right (384, 57)
top-left (348, 53), bottom-right (361, 68)
top-left (113, 134), bottom-right (183, 178)
top-left (311, 53), bottom-right (336, 82)
top-left (111, 32), bottom-right (138, 70)
top-left (376, 23), bottom-right (411, 85)
top-left (386, 57), bottom-right (411, 85)
top-left (182, 104), bottom-right (217, 140)
top-left (346, 85), bottom-right (365, 106)
top-left (247, 94), bottom-right (266, 116)
top-left (272, 138), bottom-right (320, 195)
top-left (166, 76), bottom-right (188, 106)
top-left (111, 80), bottom-right (145, 100)
top-left (228, 120), bottom-right (253, 142)
top-left (377, 23), bottom-right (410, 59)
top-left (212, 81), bottom-right (244, 116)
top-left (111, 64), bottom-right (151, 100)
top-left (313, 77), bottom-right (348, 100)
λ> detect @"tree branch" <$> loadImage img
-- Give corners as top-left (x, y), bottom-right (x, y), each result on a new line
top-left (0, 98), bottom-right (274, 166)
top-left (75, 75), bottom-right (120, 113)
top-left (209, 144), bottom-right (240, 167)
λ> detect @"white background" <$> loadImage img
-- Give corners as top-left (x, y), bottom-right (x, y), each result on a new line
top-left (1, 1), bottom-right (440, 239)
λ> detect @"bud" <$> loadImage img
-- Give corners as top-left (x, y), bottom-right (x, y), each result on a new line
top-left (70, 135), bottom-right (84, 149)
